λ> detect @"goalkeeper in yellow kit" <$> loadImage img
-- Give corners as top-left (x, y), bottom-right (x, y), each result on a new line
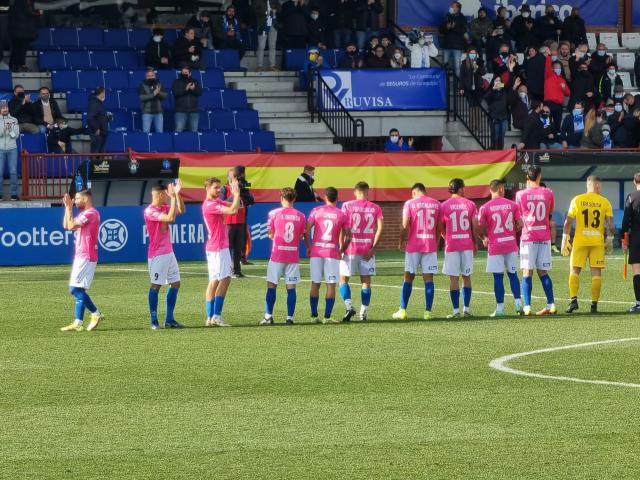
top-left (561, 176), bottom-right (614, 314)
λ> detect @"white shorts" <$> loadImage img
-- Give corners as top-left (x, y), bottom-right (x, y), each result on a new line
top-left (69, 258), bottom-right (97, 289)
top-left (339, 254), bottom-right (376, 277)
top-left (267, 261), bottom-right (301, 285)
top-left (486, 251), bottom-right (518, 274)
top-left (207, 248), bottom-right (232, 281)
top-left (404, 252), bottom-right (438, 275)
top-left (310, 257), bottom-right (340, 284)
top-left (148, 252), bottom-right (181, 285)
top-left (520, 241), bottom-right (552, 271)
top-left (442, 250), bottom-right (474, 276)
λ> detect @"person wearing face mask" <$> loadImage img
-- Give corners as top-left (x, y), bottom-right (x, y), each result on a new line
top-left (469, 7), bottom-right (493, 53)
top-left (544, 60), bottom-right (571, 129)
top-left (172, 65), bottom-right (202, 133)
top-left (144, 28), bottom-right (172, 69)
top-left (486, 77), bottom-right (509, 149)
top-left (47, 117), bottom-right (86, 154)
top-left (561, 101), bottom-right (586, 149)
top-left (459, 47), bottom-right (486, 130)
top-left (337, 42), bottom-right (363, 69)
top-left (33, 87), bottom-right (62, 134)
top-left (384, 128), bottom-right (414, 152)
top-left (589, 43), bottom-right (613, 84)
top-left (8, 84), bottom-right (38, 134)
top-left (597, 65), bottom-right (623, 107)
top-left (569, 43), bottom-right (589, 79)
top-left (508, 77), bottom-right (530, 130)
top-left (536, 5), bottom-right (563, 43)
top-left (556, 42), bottom-right (572, 82)
top-left (512, 5), bottom-right (539, 53)
top-left (390, 47), bottom-right (407, 69)
top-left (519, 100), bottom-right (545, 150)
top-left (569, 62), bottom-right (595, 111)
top-left (294, 165), bottom-right (322, 202)
top-left (307, 7), bottom-right (327, 47)
top-left (538, 105), bottom-right (562, 149)
top-left (439, 1), bottom-right (467, 77)
top-left (562, 7), bottom-right (587, 47)
top-left (138, 68), bottom-right (168, 133)
top-left (492, 44), bottom-right (519, 86)
top-left (492, 6), bottom-right (514, 45)
top-left (607, 100), bottom-right (638, 148)
top-left (0, 100), bottom-right (20, 201)
top-left (402, 32), bottom-right (438, 69)
top-left (173, 28), bottom-right (204, 69)
top-left (354, 0), bottom-right (383, 52)
top-left (581, 109), bottom-right (607, 149)
top-left (186, 10), bottom-right (215, 50)
top-left (253, 0), bottom-right (281, 72)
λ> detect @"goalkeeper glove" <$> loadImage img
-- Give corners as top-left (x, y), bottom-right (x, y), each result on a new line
top-left (605, 236), bottom-right (614, 255)
top-left (561, 234), bottom-right (572, 257)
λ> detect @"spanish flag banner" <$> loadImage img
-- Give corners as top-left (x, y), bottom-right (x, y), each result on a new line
top-left (132, 150), bottom-right (516, 202)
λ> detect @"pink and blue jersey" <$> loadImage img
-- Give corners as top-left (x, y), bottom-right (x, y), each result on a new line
top-left (402, 196), bottom-right (441, 253)
top-left (74, 207), bottom-right (100, 262)
top-left (441, 197), bottom-right (477, 252)
top-left (144, 204), bottom-right (173, 259)
top-left (202, 198), bottom-right (229, 253)
top-left (342, 199), bottom-right (383, 256)
top-left (515, 186), bottom-right (555, 242)
top-left (268, 207), bottom-right (306, 263)
top-left (478, 197), bottom-right (521, 255)
top-left (308, 205), bottom-right (348, 259)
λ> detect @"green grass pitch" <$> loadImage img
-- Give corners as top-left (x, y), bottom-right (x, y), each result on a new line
top-left (1, 252), bottom-right (640, 479)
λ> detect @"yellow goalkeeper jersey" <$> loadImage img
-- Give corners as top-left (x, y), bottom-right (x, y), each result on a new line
top-left (567, 192), bottom-right (613, 247)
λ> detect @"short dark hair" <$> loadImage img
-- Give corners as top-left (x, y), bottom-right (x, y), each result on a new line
top-left (634, 173), bottom-right (640, 184)
top-left (411, 182), bottom-right (426, 193)
top-left (152, 27), bottom-right (163, 36)
top-left (531, 99), bottom-right (542, 111)
top-left (526, 165), bottom-right (542, 182)
top-left (152, 184), bottom-right (168, 193)
top-left (355, 181), bottom-right (369, 192)
top-left (95, 86), bottom-right (105, 96)
top-left (389, 128), bottom-right (399, 135)
top-left (325, 187), bottom-right (338, 203)
top-left (13, 84), bottom-right (24, 91)
top-left (489, 179), bottom-right (505, 192)
top-left (204, 177), bottom-right (221, 188)
top-left (56, 116), bottom-right (67, 123)
top-left (552, 61), bottom-right (562, 69)
top-left (39, 86), bottom-right (50, 93)
top-left (281, 187), bottom-right (297, 202)
top-left (448, 178), bottom-right (465, 194)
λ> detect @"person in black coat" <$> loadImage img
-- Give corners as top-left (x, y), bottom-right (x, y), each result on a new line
top-left (518, 100), bottom-right (544, 149)
top-left (32, 87), bottom-right (62, 133)
top-left (281, 0), bottom-right (309, 49)
top-left (524, 47), bottom-right (547, 101)
top-left (294, 166), bottom-right (320, 202)
top-left (535, 5), bottom-right (563, 44)
top-left (364, 44), bottom-right (390, 68)
top-left (172, 28), bottom-right (203, 69)
top-left (337, 42), bottom-right (362, 69)
top-left (486, 77), bottom-right (509, 149)
top-left (511, 4), bottom-right (539, 53)
top-left (144, 28), bottom-right (172, 69)
top-left (8, 85), bottom-right (38, 133)
top-left (508, 76), bottom-right (530, 130)
top-left (354, 0), bottom-right (383, 52)
top-left (459, 48), bottom-right (485, 131)
top-left (327, 0), bottom-right (355, 48)
top-left (47, 117), bottom-right (86, 154)
top-left (439, 1), bottom-right (467, 77)
top-left (608, 104), bottom-right (639, 148)
top-left (562, 8), bottom-right (587, 47)
top-left (8, 0), bottom-right (41, 72)
top-left (307, 6), bottom-right (327, 47)
top-left (87, 87), bottom-right (109, 153)
top-left (597, 66), bottom-right (623, 106)
top-left (589, 43), bottom-right (614, 84)
top-left (186, 10), bottom-right (214, 50)
top-left (569, 62), bottom-right (595, 111)
top-left (560, 101), bottom-right (586, 148)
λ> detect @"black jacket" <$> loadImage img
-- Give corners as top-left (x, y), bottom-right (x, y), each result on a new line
top-left (508, 89), bottom-right (530, 130)
top-left (460, 59), bottom-right (486, 95)
top-left (8, 0), bottom-right (39, 41)
top-left (559, 113), bottom-right (584, 147)
top-left (327, 0), bottom-right (355, 30)
top-left (32, 98), bottom-right (62, 127)
top-left (281, 1), bottom-right (309, 36)
top-left (138, 80), bottom-right (168, 114)
top-left (338, 52), bottom-right (362, 69)
top-left (144, 39), bottom-right (172, 69)
top-left (47, 125), bottom-right (86, 153)
top-left (635, 55), bottom-right (640, 89)
top-left (354, 0), bottom-right (382, 31)
top-left (87, 95), bottom-right (108, 134)
top-left (608, 112), bottom-right (639, 148)
top-left (307, 17), bottom-right (327, 46)
top-left (569, 69), bottom-right (595, 109)
top-left (562, 15), bottom-right (587, 46)
top-left (172, 36), bottom-right (202, 68)
top-left (589, 53), bottom-right (612, 84)
top-left (486, 87), bottom-right (509, 121)
top-left (597, 74), bottom-right (623, 104)
top-left (172, 75), bottom-right (202, 113)
top-left (524, 53), bottom-right (546, 98)
top-left (521, 111), bottom-right (545, 149)
top-left (8, 97), bottom-right (36, 124)
top-left (364, 54), bottom-right (390, 69)
top-left (439, 12), bottom-right (467, 50)
top-left (535, 13), bottom-right (563, 42)
top-left (294, 173), bottom-right (316, 202)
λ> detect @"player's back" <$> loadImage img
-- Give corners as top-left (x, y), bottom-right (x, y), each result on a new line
top-left (441, 196), bottom-right (476, 252)
top-left (516, 186), bottom-right (554, 242)
top-left (309, 204), bottom-right (347, 259)
top-left (342, 199), bottom-right (383, 255)
top-left (144, 204), bottom-right (172, 257)
top-left (404, 195), bottom-right (441, 253)
top-left (569, 192), bottom-right (612, 246)
top-left (75, 207), bottom-right (100, 261)
top-left (269, 206), bottom-right (306, 263)
top-left (202, 198), bottom-right (229, 252)
top-left (479, 197), bottom-right (520, 254)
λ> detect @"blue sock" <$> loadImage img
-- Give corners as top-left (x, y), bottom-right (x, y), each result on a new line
top-left (205, 300), bottom-right (214, 318)
top-left (213, 295), bottom-right (225, 316)
top-left (450, 289), bottom-right (460, 310)
top-left (324, 297), bottom-right (335, 318)
top-left (74, 298), bottom-right (85, 321)
top-left (361, 288), bottom-right (371, 306)
top-left (462, 287), bottom-right (472, 308)
top-left (80, 291), bottom-right (97, 313)
top-left (508, 272), bottom-right (521, 300)
top-left (540, 274), bottom-right (555, 305)
top-left (400, 281), bottom-right (412, 309)
top-left (265, 287), bottom-right (276, 316)
top-left (493, 274), bottom-right (505, 304)
top-left (166, 287), bottom-right (178, 322)
top-left (310, 295), bottom-right (319, 317)
top-left (286, 288), bottom-right (297, 317)
top-left (339, 283), bottom-right (351, 301)
top-left (522, 276), bottom-right (533, 306)
top-left (148, 288), bottom-right (159, 322)
top-left (425, 282), bottom-right (434, 311)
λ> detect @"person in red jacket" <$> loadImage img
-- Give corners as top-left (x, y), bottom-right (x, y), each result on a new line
top-left (544, 59), bottom-right (571, 130)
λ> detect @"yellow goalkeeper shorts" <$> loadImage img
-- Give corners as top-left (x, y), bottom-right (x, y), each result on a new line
top-left (570, 244), bottom-right (605, 269)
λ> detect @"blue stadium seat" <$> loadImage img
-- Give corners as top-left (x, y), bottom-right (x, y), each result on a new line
top-left (33, 28), bottom-right (54, 49)
top-left (78, 70), bottom-right (105, 90)
top-left (53, 28), bottom-right (79, 49)
top-left (65, 90), bottom-right (89, 112)
top-left (115, 51), bottom-right (140, 69)
top-left (201, 68), bottom-right (225, 89)
top-left (148, 132), bottom-right (174, 152)
top-left (190, 70), bottom-right (203, 84)
top-left (162, 94), bottom-right (175, 111)
top-left (129, 28), bottom-right (151, 49)
top-left (215, 50), bottom-right (241, 69)
top-left (51, 70), bottom-right (78, 91)
top-left (163, 29), bottom-right (179, 45)
top-left (163, 111), bottom-right (175, 131)
top-left (117, 89), bottom-right (139, 110)
top-left (110, 110), bottom-right (133, 131)
top-left (0, 71), bottom-right (12, 91)
top-left (127, 69), bottom-right (147, 88)
top-left (104, 92), bottom-right (121, 110)
top-left (199, 90), bottom-right (223, 110)
top-left (155, 70), bottom-right (177, 88)
top-left (91, 51), bottom-right (117, 70)
top-left (249, 130), bottom-right (276, 152)
top-left (77, 28), bottom-right (104, 48)
top-left (173, 132), bottom-right (200, 152)
top-left (105, 131), bottom-right (125, 152)
top-left (198, 111), bottom-right (211, 131)
top-left (234, 109), bottom-right (259, 130)
top-left (221, 89), bottom-right (247, 109)
top-left (223, 131), bottom-right (251, 152)
top-left (198, 132), bottom-right (226, 152)
top-left (103, 70), bottom-right (130, 90)
top-left (124, 132), bottom-right (150, 152)
top-left (103, 29), bottom-right (130, 49)
top-left (202, 50), bottom-right (216, 68)
top-left (19, 133), bottom-right (48, 153)
top-left (210, 110), bottom-right (236, 130)
top-left (39, 51), bottom-right (67, 70)
top-left (284, 49), bottom-right (307, 70)
top-left (66, 51), bottom-right (92, 69)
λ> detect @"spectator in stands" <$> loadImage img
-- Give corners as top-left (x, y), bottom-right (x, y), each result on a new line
top-left (87, 87), bottom-right (109, 154)
top-left (364, 44), bottom-right (390, 68)
top-left (486, 77), bottom-right (509, 150)
top-left (403, 31), bottom-right (437, 69)
top-left (380, 35), bottom-right (394, 58)
top-left (492, 45), bottom-right (519, 86)
top-left (307, 6), bottom-right (327, 47)
top-left (304, 47), bottom-right (328, 72)
top-left (508, 76), bottom-right (530, 130)
top-left (253, 0), bottom-right (280, 72)
top-left (609, 100), bottom-right (638, 148)
top-left (337, 42), bottom-right (362, 69)
top-left (569, 43), bottom-right (590, 79)
top-left (227, 0), bottom-right (253, 30)
top-left (33, 87), bottom-right (61, 134)
top-left (485, 27), bottom-right (509, 74)
top-left (363, 35), bottom-right (379, 61)
top-left (0, 100), bottom-right (20, 201)
top-left (518, 99), bottom-right (543, 149)
top-left (8, 85), bottom-right (38, 134)
top-left (569, 61), bottom-right (595, 111)
top-left (47, 117), bottom-right (85, 154)
top-left (144, 28), bottom-right (172, 70)
top-left (536, 4), bottom-right (563, 44)
top-left (8, 0), bottom-right (40, 72)
top-left (354, 0), bottom-right (383, 52)
top-left (562, 7), bottom-right (587, 47)
top-left (294, 165), bottom-right (320, 201)
top-left (560, 101), bottom-right (585, 149)
top-left (589, 43), bottom-right (613, 85)
top-left (544, 60), bottom-right (571, 129)
top-left (390, 47), bottom-right (407, 69)
top-left (557, 42), bottom-right (572, 82)
top-left (623, 93), bottom-right (637, 114)
top-left (459, 47), bottom-right (486, 130)
top-left (538, 104), bottom-right (562, 149)
top-left (173, 65), bottom-right (202, 133)
top-left (597, 64), bottom-right (623, 107)
top-left (280, 0), bottom-right (309, 49)
top-left (511, 5), bottom-right (538, 53)
top-left (439, 1), bottom-right (467, 77)
top-left (214, 5), bottom-right (246, 59)
top-left (469, 7), bottom-right (493, 53)
top-left (187, 10), bottom-right (215, 50)
top-left (384, 128), bottom-right (414, 152)
top-left (139, 68), bottom-right (168, 134)
top-left (173, 28), bottom-right (203, 70)
top-left (327, 0), bottom-right (355, 49)
top-left (493, 6), bottom-right (514, 46)
top-left (524, 46), bottom-right (548, 101)
top-left (581, 109), bottom-right (608, 148)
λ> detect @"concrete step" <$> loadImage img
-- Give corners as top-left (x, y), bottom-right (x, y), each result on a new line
top-left (259, 111), bottom-right (311, 120)
top-left (250, 101), bottom-right (307, 112)
top-left (225, 70), bottom-right (296, 81)
top-left (267, 122), bottom-right (331, 134)
top-left (248, 93), bottom-right (306, 103)
top-left (275, 136), bottom-right (336, 145)
top-left (13, 71), bottom-right (51, 91)
top-left (229, 80), bottom-right (296, 92)
top-left (279, 143), bottom-right (343, 152)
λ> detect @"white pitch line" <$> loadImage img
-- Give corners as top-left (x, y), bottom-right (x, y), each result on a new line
top-left (489, 338), bottom-right (640, 388)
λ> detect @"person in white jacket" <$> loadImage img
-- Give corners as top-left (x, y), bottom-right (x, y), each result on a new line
top-left (0, 100), bottom-right (20, 200)
top-left (401, 31), bottom-right (439, 68)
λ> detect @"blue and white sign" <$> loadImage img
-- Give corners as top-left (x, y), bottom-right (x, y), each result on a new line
top-left (320, 68), bottom-right (447, 111)
top-left (0, 203), bottom-right (318, 266)
top-left (397, 0), bottom-right (618, 28)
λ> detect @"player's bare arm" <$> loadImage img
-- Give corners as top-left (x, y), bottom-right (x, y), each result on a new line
top-left (561, 213), bottom-right (574, 256)
top-left (340, 227), bottom-right (352, 255)
top-left (399, 215), bottom-right (409, 251)
top-left (62, 193), bottom-right (82, 231)
top-left (364, 218), bottom-right (384, 261)
top-left (221, 178), bottom-right (241, 215)
top-left (605, 215), bottom-right (614, 254)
